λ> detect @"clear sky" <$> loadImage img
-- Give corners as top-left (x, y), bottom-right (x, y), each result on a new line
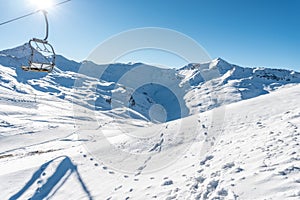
top-left (0, 0), bottom-right (299, 70)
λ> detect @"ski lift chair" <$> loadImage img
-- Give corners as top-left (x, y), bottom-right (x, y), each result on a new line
top-left (22, 10), bottom-right (56, 73)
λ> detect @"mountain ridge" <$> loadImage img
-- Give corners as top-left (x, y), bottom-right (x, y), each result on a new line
top-left (0, 44), bottom-right (300, 122)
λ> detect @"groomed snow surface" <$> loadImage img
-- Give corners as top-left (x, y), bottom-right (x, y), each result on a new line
top-left (0, 45), bottom-right (300, 199)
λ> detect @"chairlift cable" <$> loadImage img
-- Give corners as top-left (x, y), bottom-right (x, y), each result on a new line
top-left (0, 0), bottom-right (71, 26)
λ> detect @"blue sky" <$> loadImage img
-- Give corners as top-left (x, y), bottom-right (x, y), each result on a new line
top-left (0, 0), bottom-right (299, 70)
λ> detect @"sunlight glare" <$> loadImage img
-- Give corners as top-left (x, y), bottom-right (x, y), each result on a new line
top-left (30, 0), bottom-right (54, 10)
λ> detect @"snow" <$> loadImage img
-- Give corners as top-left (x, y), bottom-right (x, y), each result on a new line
top-left (0, 44), bottom-right (299, 199)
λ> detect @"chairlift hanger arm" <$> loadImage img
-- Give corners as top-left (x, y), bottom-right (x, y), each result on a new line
top-left (42, 10), bottom-right (49, 41)
top-left (33, 10), bottom-right (49, 42)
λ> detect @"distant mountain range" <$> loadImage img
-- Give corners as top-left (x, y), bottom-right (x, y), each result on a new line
top-left (1, 44), bottom-right (300, 122)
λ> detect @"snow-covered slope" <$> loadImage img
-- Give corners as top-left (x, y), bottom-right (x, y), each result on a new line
top-left (1, 83), bottom-right (299, 200)
top-left (1, 45), bottom-right (300, 122)
top-left (181, 58), bottom-right (300, 114)
top-left (0, 44), bottom-right (299, 199)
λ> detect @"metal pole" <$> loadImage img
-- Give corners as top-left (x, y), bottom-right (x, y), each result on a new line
top-left (42, 10), bottom-right (49, 41)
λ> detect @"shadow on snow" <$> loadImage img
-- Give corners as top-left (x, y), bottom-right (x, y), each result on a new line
top-left (9, 156), bottom-right (93, 200)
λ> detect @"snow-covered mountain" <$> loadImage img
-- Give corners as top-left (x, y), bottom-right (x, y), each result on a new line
top-left (1, 44), bottom-right (299, 122)
top-left (0, 44), bottom-right (299, 199)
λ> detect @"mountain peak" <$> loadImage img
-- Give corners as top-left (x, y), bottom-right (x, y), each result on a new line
top-left (0, 43), bottom-right (31, 59)
top-left (210, 57), bottom-right (231, 67)
top-left (178, 57), bottom-right (233, 74)
top-left (215, 57), bottom-right (226, 62)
